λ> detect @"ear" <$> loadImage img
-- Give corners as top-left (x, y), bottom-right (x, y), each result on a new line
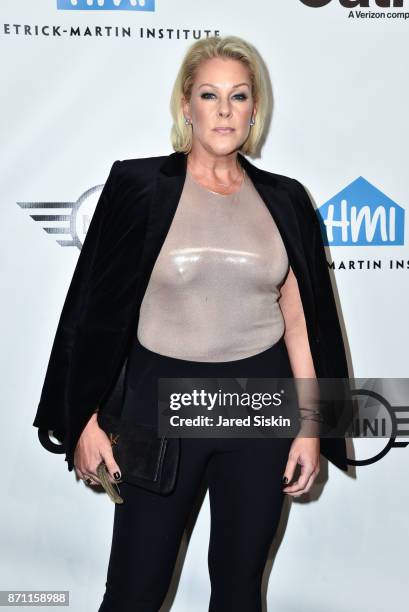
top-left (181, 96), bottom-right (190, 121)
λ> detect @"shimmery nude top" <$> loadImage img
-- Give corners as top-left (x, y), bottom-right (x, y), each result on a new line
top-left (136, 169), bottom-right (289, 362)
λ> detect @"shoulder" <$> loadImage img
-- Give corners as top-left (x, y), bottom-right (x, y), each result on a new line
top-left (242, 155), bottom-right (304, 195)
top-left (100, 155), bottom-right (168, 225)
top-left (247, 164), bottom-right (318, 223)
top-left (253, 163), bottom-right (307, 196)
top-left (110, 154), bottom-right (168, 187)
top-left (103, 155), bottom-right (169, 212)
top-left (252, 162), bottom-right (319, 230)
top-left (116, 154), bottom-right (169, 173)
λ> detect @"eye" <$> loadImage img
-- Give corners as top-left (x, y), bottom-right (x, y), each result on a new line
top-left (200, 92), bottom-right (248, 101)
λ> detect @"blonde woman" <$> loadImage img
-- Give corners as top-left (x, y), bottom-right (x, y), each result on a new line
top-left (33, 35), bottom-right (350, 612)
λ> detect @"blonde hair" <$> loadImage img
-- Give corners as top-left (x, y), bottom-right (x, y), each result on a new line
top-left (169, 35), bottom-right (272, 158)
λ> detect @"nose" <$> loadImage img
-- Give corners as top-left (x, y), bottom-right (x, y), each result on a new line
top-left (217, 97), bottom-right (232, 118)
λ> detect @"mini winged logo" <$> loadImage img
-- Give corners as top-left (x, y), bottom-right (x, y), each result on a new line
top-left (17, 184), bottom-right (104, 251)
top-left (346, 383), bottom-right (409, 466)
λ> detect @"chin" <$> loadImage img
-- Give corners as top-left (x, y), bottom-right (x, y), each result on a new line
top-left (206, 140), bottom-right (241, 156)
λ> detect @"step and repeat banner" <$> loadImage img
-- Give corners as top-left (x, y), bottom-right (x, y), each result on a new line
top-left (1, 1), bottom-right (408, 610)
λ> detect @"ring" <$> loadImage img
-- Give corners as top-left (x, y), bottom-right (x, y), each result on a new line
top-left (84, 477), bottom-right (93, 485)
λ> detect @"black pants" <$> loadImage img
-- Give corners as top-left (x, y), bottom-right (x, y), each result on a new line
top-left (98, 337), bottom-right (294, 612)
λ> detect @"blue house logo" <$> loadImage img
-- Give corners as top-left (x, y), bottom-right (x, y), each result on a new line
top-left (57, 0), bottom-right (155, 11)
top-left (317, 177), bottom-right (405, 246)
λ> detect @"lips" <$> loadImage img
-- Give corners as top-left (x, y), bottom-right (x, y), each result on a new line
top-left (213, 128), bottom-right (234, 133)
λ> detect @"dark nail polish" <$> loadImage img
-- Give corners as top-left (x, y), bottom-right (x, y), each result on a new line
top-left (282, 476), bottom-right (288, 484)
top-left (114, 471), bottom-right (121, 480)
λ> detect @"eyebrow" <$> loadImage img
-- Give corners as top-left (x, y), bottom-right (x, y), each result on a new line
top-left (198, 82), bottom-right (250, 89)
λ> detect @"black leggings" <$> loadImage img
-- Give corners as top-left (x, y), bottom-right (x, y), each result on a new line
top-left (98, 336), bottom-right (294, 612)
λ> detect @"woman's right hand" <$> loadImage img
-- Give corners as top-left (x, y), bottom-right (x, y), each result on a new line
top-left (74, 412), bottom-right (122, 487)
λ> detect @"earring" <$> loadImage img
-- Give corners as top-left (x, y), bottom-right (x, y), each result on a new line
top-left (250, 117), bottom-right (255, 126)
top-left (184, 117), bottom-right (191, 125)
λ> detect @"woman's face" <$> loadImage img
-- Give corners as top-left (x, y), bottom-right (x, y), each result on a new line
top-left (182, 57), bottom-right (256, 158)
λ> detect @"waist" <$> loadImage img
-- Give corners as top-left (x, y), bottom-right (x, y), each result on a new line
top-left (132, 333), bottom-right (292, 378)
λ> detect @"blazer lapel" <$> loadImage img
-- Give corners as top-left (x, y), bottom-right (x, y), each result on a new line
top-left (133, 153), bottom-right (187, 309)
top-left (238, 155), bottom-right (317, 325)
top-left (238, 155), bottom-right (309, 262)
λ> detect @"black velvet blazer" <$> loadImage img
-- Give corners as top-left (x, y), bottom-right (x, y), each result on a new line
top-left (32, 151), bottom-right (351, 473)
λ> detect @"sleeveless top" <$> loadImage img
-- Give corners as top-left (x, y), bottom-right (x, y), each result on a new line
top-left (136, 169), bottom-right (289, 362)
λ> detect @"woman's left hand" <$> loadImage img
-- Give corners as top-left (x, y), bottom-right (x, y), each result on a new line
top-left (282, 437), bottom-right (320, 497)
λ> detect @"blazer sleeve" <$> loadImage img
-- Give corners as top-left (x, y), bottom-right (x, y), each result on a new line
top-left (291, 177), bottom-right (350, 380)
top-left (32, 160), bottom-right (121, 446)
top-left (290, 178), bottom-right (354, 442)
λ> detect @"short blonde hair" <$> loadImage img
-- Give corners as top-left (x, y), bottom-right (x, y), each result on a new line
top-left (170, 35), bottom-right (272, 158)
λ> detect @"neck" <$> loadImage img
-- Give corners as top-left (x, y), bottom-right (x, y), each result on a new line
top-left (187, 147), bottom-right (243, 184)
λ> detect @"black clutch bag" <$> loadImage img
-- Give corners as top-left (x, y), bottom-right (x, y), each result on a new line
top-left (96, 355), bottom-right (180, 503)
top-left (97, 412), bottom-right (180, 499)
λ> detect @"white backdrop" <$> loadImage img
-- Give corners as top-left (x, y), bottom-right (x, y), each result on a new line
top-left (1, 1), bottom-right (408, 610)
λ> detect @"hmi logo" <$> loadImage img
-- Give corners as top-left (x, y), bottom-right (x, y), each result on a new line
top-left (57, 0), bottom-right (155, 10)
top-left (317, 177), bottom-right (405, 246)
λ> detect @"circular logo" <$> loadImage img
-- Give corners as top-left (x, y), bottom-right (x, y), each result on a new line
top-left (72, 185), bottom-right (103, 249)
top-left (347, 389), bottom-right (408, 466)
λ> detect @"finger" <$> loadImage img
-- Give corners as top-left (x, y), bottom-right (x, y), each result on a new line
top-left (300, 468), bottom-right (319, 494)
top-left (283, 462), bottom-right (314, 494)
top-left (282, 455), bottom-right (298, 488)
top-left (98, 448), bottom-right (122, 484)
top-left (287, 467), bottom-right (318, 497)
top-left (80, 469), bottom-right (99, 486)
top-left (283, 472), bottom-right (311, 493)
top-left (74, 467), bottom-right (85, 481)
top-left (81, 466), bottom-right (103, 486)
top-left (83, 475), bottom-right (99, 486)
top-left (75, 465), bottom-right (99, 486)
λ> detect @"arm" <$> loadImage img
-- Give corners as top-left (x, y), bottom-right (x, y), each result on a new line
top-left (278, 266), bottom-right (321, 496)
top-left (279, 266), bottom-right (322, 437)
top-left (280, 265), bottom-right (316, 378)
